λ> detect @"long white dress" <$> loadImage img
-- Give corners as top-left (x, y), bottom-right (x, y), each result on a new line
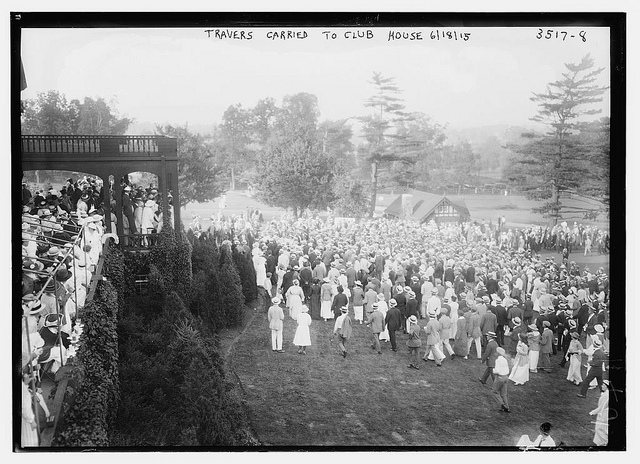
top-left (566, 339), bottom-right (583, 384)
top-left (293, 312), bottom-right (312, 347)
top-left (590, 390), bottom-right (609, 446)
top-left (509, 341), bottom-right (530, 385)
top-left (378, 300), bottom-right (390, 341)
top-left (22, 382), bottom-right (38, 447)
top-left (286, 285), bottom-right (304, 320)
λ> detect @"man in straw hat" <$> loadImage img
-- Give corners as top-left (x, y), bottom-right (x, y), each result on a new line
top-left (492, 347), bottom-right (511, 413)
top-left (479, 332), bottom-right (499, 384)
top-left (577, 337), bottom-right (607, 398)
top-left (333, 305), bottom-right (353, 358)
top-left (422, 309), bottom-right (445, 366)
top-left (384, 299), bottom-right (402, 352)
top-left (406, 315), bottom-right (422, 370)
top-left (267, 296), bottom-right (285, 353)
top-left (365, 302), bottom-right (384, 354)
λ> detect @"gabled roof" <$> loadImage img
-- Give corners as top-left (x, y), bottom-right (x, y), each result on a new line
top-left (384, 189), bottom-right (470, 222)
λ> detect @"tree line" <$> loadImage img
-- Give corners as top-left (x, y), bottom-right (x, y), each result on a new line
top-left (21, 54), bottom-right (610, 223)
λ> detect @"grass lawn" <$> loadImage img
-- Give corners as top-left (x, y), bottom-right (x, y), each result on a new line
top-left (227, 305), bottom-right (607, 448)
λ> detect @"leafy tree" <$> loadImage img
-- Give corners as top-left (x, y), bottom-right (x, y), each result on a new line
top-left (331, 175), bottom-right (370, 218)
top-left (219, 104), bottom-right (254, 190)
top-left (358, 72), bottom-right (412, 216)
top-left (510, 54), bottom-right (608, 224)
top-left (250, 97), bottom-right (278, 146)
top-left (253, 93), bottom-right (337, 217)
top-left (74, 96), bottom-right (132, 135)
top-left (217, 242), bottom-right (245, 327)
top-left (155, 124), bottom-right (225, 206)
top-left (575, 117), bottom-right (610, 215)
top-left (21, 91), bottom-right (131, 135)
top-left (21, 90), bottom-right (78, 135)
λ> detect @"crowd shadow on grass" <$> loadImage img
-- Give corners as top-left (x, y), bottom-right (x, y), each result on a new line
top-left (227, 304), bottom-right (603, 448)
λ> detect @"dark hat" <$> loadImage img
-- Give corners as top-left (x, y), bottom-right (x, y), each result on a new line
top-left (55, 267), bottom-right (71, 282)
top-left (539, 422), bottom-right (552, 434)
top-left (23, 259), bottom-right (44, 272)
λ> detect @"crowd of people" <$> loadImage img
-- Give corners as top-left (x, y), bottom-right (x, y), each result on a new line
top-left (247, 214), bottom-right (611, 447)
top-left (20, 175), bottom-right (162, 446)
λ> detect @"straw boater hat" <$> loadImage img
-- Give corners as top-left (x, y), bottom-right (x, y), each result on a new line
top-left (340, 305), bottom-right (348, 313)
top-left (271, 296), bottom-right (281, 304)
top-left (486, 331), bottom-right (497, 339)
top-left (594, 324), bottom-right (604, 333)
top-left (408, 315), bottom-right (418, 324)
top-left (377, 293), bottom-right (385, 301)
top-left (427, 309), bottom-right (437, 318)
top-left (528, 324), bottom-right (538, 331)
top-left (431, 288), bottom-right (438, 295)
top-left (592, 338), bottom-right (603, 348)
top-left (513, 317), bottom-right (521, 326)
top-left (388, 299), bottom-right (397, 308)
top-left (354, 280), bottom-right (362, 287)
top-left (301, 305), bottom-right (309, 313)
top-left (28, 300), bottom-right (43, 315)
top-left (372, 303), bottom-right (379, 310)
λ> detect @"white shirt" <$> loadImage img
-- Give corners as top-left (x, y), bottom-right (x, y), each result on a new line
top-left (493, 355), bottom-right (510, 376)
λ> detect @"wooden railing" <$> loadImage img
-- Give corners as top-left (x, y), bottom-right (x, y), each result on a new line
top-left (21, 135), bottom-right (176, 157)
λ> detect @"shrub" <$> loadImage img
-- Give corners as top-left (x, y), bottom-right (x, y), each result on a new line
top-left (232, 246), bottom-right (258, 304)
top-left (217, 243), bottom-right (245, 328)
top-left (53, 279), bottom-right (120, 447)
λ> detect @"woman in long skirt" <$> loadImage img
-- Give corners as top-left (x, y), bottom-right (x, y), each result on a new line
top-left (589, 383), bottom-right (609, 446)
top-left (309, 279), bottom-right (322, 320)
top-left (566, 332), bottom-right (583, 385)
top-left (453, 310), bottom-right (469, 359)
top-left (377, 294), bottom-right (390, 342)
top-left (527, 324), bottom-right (540, 373)
top-left (293, 305), bottom-right (312, 354)
top-left (320, 278), bottom-right (333, 321)
top-left (509, 334), bottom-right (530, 385)
top-left (286, 280), bottom-right (304, 321)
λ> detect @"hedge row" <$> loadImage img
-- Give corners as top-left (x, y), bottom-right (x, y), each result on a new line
top-left (52, 274), bottom-right (120, 447)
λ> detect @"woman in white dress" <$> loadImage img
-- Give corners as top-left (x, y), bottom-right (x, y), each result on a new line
top-left (589, 382), bottom-right (609, 446)
top-left (293, 305), bottom-right (312, 354)
top-left (527, 324), bottom-right (540, 373)
top-left (509, 334), bottom-right (530, 385)
top-left (286, 280), bottom-right (304, 321)
top-left (565, 332), bottom-right (583, 385)
top-left (376, 294), bottom-right (390, 342)
top-left (320, 277), bottom-right (333, 321)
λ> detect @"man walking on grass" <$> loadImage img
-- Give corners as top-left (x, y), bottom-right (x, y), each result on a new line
top-left (333, 305), bottom-right (353, 358)
top-left (493, 347), bottom-right (511, 412)
top-left (366, 302), bottom-right (385, 354)
top-left (385, 299), bottom-right (403, 352)
top-left (479, 332), bottom-right (499, 384)
top-left (267, 296), bottom-right (285, 353)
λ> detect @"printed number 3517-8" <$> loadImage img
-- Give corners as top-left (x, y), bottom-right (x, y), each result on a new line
top-left (536, 29), bottom-right (586, 42)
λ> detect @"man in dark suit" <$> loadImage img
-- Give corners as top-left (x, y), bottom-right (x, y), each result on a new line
top-left (384, 299), bottom-right (403, 352)
top-left (281, 267), bottom-right (295, 305)
top-left (299, 261), bottom-right (313, 304)
top-left (479, 332), bottom-right (499, 384)
top-left (493, 298), bottom-right (508, 347)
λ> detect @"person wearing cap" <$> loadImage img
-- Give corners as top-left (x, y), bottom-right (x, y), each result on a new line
top-left (406, 315), bottom-right (422, 369)
top-left (420, 278), bottom-right (434, 318)
top-left (507, 316), bottom-right (525, 355)
top-left (577, 338), bottom-right (607, 397)
top-left (589, 380), bottom-right (610, 446)
top-left (527, 324), bottom-right (541, 373)
top-left (565, 332), bottom-right (583, 385)
top-left (293, 305), bottom-right (312, 355)
top-left (492, 347), bottom-right (511, 412)
top-left (509, 333), bottom-right (530, 386)
top-left (267, 297), bottom-right (285, 352)
top-left (333, 306), bottom-right (353, 358)
top-left (583, 305), bottom-right (598, 349)
top-left (365, 302), bottom-right (385, 354)
top-left (520, 422), bottom-right (556, 448)
top-left (479, 332), bottom-right (499, 384)
top-left (384, 299), bottom-right (402, 352)
top-left (426, 287), bottom-right (441, 320)
top-left (437, 306), bottom-right (456, 360)
top-left (493, 297), bottom-right (508, 347)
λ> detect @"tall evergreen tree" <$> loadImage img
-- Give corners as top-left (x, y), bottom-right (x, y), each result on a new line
top-left (358, 72), bottom-right (412, 216)
top-left (510, 54), bottom-right (608, 224)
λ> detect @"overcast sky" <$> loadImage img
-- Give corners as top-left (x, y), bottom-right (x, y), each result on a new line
top-left (21, 25), bottom-right (611, 134)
